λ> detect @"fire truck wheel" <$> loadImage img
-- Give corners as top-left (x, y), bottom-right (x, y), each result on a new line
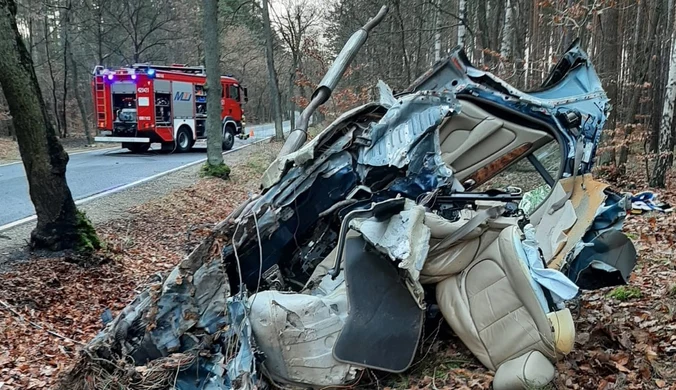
top-left (176, 127), bottom-right (194, 153)
top-left (123, 143), bottom-right (150, 153)
top-left (222, 126), bottom-right (235, 151)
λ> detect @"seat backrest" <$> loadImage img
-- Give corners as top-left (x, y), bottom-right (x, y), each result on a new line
top-left (435, 226), bottom-right (556, 370)
top-left (439, 100), bottom-right (553, 181)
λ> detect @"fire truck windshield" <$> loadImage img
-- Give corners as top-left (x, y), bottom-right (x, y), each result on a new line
top-left (229, 85), bottom-right (240, 102)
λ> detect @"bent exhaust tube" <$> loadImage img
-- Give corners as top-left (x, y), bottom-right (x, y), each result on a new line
top-left (277, 5), bottom-right (389, 158)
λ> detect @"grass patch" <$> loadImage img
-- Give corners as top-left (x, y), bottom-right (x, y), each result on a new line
top-left (242, 143), bottom-right (279, 177)
top-left (608, 286), bottom-right (642, 301)
top-left (200, 162), bottom-right (231, 180)
top-left (246, 159), bottom-right (269, 176)
top-left (75, 210), bottom-right (101, 254)
top-left (669, 284), bottom-right (676, 297)
top-left (625, 232), bottom-right (638, 240)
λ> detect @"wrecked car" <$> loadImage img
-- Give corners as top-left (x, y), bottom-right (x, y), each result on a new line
top-left (62, 5), bottom-right (637, 390)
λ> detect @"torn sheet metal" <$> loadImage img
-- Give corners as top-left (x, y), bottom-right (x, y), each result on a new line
top-left (357, 90), bottom-right (457, 170)
top-left (547, 175), bottom-right (609, 270)
top-left (150, 257), bottom-right (229, 354)
top-left (532, 182), bottom-right (577, 263)
top-left (520, 224), bottom-right (579, 304)
top-left (406, 41), bottom-right (609, 176)
top-left (350, 200), bottom-right (430, 281)
top-left (349, 199), bottom-right (430, 306)
top-left (249, 275), bottom-right (357, 388)
top-left (261, 102), bottom-right (383, 189)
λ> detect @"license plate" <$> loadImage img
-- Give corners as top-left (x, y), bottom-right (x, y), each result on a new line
top-left (100, 130), bottom-right (112, 136)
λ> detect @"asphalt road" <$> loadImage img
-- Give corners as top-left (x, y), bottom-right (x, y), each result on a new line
top-left (0, 121), bottom-right (291, 227)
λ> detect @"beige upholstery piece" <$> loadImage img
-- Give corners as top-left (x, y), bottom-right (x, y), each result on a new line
top-left (438, 100), bottom-right (552, 180)
top-left (250, 275), bottom-right (355, 387)
top-left (493, 351), bottom-right (556, 390)
top-left (436, 226), bottom-right (556, 371)
top-left (421, 210), bottom-right (514, 284)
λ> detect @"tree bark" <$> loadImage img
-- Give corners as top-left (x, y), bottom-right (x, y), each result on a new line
top-left (261, 0), bottom-right (284, 140)
top-left (288, 53), bottom-right (297, 131)
top-left (204, 0), bottom-right (224, 166)
top-left (60, 0), bottom-right (71, 138)
top-left (500, 0), bottom-right (513, 59)
top-left (599, 5), bottom-right (620, 166)
top-left (43, 13), bottom-right (62, 137)
top-left (0, 0), bottom-right (86, 250)
top-left (457, 0), bottom-right (466, 46)
top-left (618, 0), bottom-right (656, 173)
top-left (68, 46), bottom-right (94, 145)
top-left (652, 3), bottom-right (676, 187)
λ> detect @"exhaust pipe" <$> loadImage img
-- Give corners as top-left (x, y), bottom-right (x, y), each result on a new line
top-left (277, 5), bottom-right (389, 158)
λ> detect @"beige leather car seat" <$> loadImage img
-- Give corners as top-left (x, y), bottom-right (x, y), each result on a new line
top-left (438, 100), bottom-right (552, 181)
top-left (434, 225), bottom-right (561, 389)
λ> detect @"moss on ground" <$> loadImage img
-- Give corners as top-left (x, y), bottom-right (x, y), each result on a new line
top-left (608, 286), bottom-right (642, 301)
top-left (200, 162), bottom-right (231, 180)
top-left (75, 210), bottom-right (101, 254)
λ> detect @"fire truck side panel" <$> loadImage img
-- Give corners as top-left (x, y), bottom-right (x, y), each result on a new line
top-left (173, 119), bottom-right (196, 140)
top-left (172, 81), bottom-right (196, 140)
top-left (153, 79), bottom-right (172, 93)
top-left (135, 78), bottom-right (154, 134)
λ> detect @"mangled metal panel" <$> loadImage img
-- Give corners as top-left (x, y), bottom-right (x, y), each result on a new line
top-left (406, 41), bottom-right (609, 177)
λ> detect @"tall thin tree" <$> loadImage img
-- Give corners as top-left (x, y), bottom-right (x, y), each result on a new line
top-left (651, 5), bottom-right (676, 187)
top-left (0, 0), bottom-right (98, 250)
top-left (204, 0), bottom-right (224, 166)
top-left (261, 0), bottom-right (284, 140)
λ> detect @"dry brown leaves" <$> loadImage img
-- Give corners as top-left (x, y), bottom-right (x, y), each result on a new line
top-left (1, 147), bottom-right (675, 389)
top-left (0, 137), bottom-right (20, 163)
top-left (0, 166), bottom-right (260, 389)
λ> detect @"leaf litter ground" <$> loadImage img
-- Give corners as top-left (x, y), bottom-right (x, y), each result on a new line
top-left (0, 146), bottom-right (675, 389)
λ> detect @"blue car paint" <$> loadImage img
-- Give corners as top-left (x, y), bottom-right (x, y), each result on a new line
top-left (406, 41), bottom-right (609, 176)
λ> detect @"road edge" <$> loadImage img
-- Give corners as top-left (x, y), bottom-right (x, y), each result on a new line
top-left (0, 137), bottom-right (273, 232)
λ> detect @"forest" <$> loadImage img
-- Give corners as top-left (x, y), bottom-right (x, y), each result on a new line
top-left (0, 0), bottom-right (674, 183)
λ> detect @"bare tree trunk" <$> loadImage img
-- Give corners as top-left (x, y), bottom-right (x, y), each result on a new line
top-left (44, 14), bottom-right (62, 137)
top-left (261, 0), bottom-right (284, 140)
top-left (204, 0), bottom-right (224, 166)
top-left (393, 0), bottom-right (411, 85)
top-left (618, 0), bottom-right (656, 173)
top-left (288, 53), bottom-right (297, 131)
top-left (599, 5), bottom-right (620, 166)
top-left (500, 0), bottom-right (513, 59)
top-left (61, 0), bottom-right (71, 138)
top-left (434, 0), bottom-right (441, 62)
top-left (457, 0), bottom-right (466, 46)
top-left (68, 47), bottom-right (93, 145)
top-left (652, 3), bottom-right (676, 187)
top-left (0, 0), bottom-right (97, 251)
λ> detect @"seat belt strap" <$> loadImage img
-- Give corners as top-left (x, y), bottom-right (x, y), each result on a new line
top-left (429, 205), bottom-right (504, 255)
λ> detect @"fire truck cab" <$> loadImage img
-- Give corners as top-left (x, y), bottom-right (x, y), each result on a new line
top-left (92, 63), bottom-right (247, 153)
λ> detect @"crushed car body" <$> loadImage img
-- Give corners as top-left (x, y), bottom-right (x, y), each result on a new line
top-left (61, 6), bottom-right (637, 390)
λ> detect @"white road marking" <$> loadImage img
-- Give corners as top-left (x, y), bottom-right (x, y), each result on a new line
top-left (0, 137), bottom-right (273, 232)
top-left (0, 146), bottom-right (121, 168)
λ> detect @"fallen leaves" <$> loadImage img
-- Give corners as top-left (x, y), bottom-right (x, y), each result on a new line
top-left (1, 141), bottom-right (676, 389)
top-left (0, 151), bottom-right (266, 389)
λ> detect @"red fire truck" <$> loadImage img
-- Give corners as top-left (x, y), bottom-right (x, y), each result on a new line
top-left (92, 63), bottom-right (247, 153)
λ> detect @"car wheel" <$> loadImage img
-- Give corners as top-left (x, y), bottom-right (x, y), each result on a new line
top-left (222, 126), bottom-right (235, 151)
top-left (176, 128), bottom-right (193, 153)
